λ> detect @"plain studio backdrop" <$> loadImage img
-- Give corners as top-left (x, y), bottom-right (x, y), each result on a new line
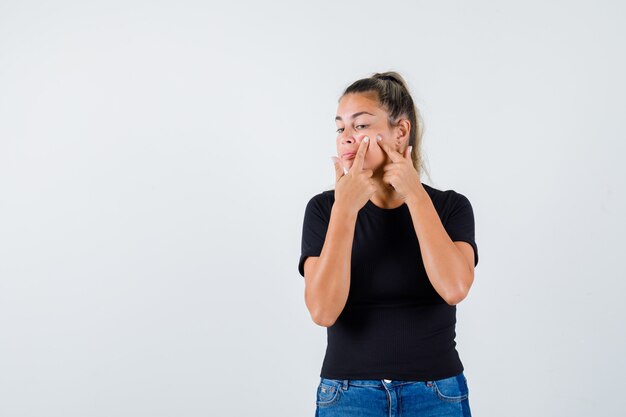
top-left (1, 1), bottom-right (624, 416)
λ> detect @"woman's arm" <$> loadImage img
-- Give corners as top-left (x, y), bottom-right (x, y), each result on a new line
top-left (406, 188), bottom-right (475, 305)
top-left (303, 203), bottom-right (357, 327)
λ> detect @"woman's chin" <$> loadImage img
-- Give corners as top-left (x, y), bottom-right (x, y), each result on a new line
top-left (341, 158), bottom-right (376, 171)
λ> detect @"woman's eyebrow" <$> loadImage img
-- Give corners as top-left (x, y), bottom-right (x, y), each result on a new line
top-left (335, 111), bottom-right (374, 121)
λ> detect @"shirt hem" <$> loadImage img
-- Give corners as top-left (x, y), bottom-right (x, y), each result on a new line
top-left (320, 364), bottom-right (464, 382)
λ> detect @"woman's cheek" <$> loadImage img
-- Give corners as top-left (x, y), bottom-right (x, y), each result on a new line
top-left (366, 146), bottom-right (382, 165)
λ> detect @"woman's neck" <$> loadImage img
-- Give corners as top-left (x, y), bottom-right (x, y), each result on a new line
top-left (369, 174), bottom-right (405, 209)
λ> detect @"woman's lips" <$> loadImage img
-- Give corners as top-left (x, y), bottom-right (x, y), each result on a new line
top-left (342, 153), bottom-right (356, 160)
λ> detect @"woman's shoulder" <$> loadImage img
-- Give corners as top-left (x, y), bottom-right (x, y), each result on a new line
top-left (308, 188), bottom-right (335, 201)
top-left (303, 189), bottom-right (336, 216)
top-left (421, 182), bottom-right (473, 210)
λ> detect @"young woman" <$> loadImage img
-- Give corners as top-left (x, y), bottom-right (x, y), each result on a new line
top-left (298, 72), bottom-right (479, 417)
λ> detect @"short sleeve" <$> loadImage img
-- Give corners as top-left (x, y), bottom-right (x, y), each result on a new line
top-left (297, 193), bottom-right (331, 277)
top-left (445, 192), bottom-right (479, 267)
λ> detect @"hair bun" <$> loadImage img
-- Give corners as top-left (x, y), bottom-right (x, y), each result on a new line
top-left (376, 73), bottom-right (401, 84)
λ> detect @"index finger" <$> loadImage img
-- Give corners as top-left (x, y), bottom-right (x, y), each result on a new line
top-left (349, 136), bottom-right (370, 172)
top-left (380, 142), bottom-right (404, 163)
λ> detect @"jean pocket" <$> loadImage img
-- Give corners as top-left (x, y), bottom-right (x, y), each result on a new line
top-left (316, 380), bottom-right (342, 407)
top-left (431, 373), bottom-right (469, 403)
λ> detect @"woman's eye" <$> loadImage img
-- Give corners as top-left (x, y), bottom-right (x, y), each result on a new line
top-left (336, 125), bottom-right (367, 133)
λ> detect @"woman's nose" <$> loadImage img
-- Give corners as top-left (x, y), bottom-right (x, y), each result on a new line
top-left (341, 133), bottom-right (358, 144)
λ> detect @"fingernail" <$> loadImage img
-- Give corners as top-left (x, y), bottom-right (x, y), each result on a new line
top-left (409, 146), bottom-right (413, 153)
top-left (376, 134), bottom-right (382, 141)
top-left (364, 136), bottom-right (369, 143)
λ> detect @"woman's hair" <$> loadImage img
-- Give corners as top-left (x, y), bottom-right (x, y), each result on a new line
top-left (340, 71), bottom-right (432, 183)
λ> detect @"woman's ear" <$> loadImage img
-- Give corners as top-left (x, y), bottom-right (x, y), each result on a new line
top-left (394, 118), bottom-right (411, 149)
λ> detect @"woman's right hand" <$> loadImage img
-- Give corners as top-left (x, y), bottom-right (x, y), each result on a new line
top-left (332, 136), bottom-right (376, 215)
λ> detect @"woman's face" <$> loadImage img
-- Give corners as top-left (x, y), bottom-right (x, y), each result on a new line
top-left (335, 92), bottom-right (401, 173)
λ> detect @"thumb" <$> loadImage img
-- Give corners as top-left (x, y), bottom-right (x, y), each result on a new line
top-left (331, 156), bottom-right (344, 182)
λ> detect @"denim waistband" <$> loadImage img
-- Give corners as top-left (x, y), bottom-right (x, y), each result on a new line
top-left (320, 377), bottom-right (428, 390)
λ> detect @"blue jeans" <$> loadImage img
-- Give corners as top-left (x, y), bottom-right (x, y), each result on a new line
top-left (315, 372), bottom-right (471, 417)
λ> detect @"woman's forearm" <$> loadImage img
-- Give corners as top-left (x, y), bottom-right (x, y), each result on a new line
top-left (406, 188), bottom-right (473, 305)
top-left (305, 203), bottom-right (357, 327)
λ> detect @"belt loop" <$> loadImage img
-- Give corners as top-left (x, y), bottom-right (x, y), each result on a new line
top-left (342, 379), bottom-right (349, 390)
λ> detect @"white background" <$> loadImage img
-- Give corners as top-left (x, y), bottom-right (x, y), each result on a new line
top-left (1, 1), bottom-right (625, 416)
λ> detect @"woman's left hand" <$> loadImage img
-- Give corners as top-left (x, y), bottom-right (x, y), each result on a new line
top-left (377, 134), bottom-right (423, 203)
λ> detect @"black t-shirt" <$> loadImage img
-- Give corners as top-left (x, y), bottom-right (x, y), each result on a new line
top-left (297, 183), bottom-right (478, 381)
